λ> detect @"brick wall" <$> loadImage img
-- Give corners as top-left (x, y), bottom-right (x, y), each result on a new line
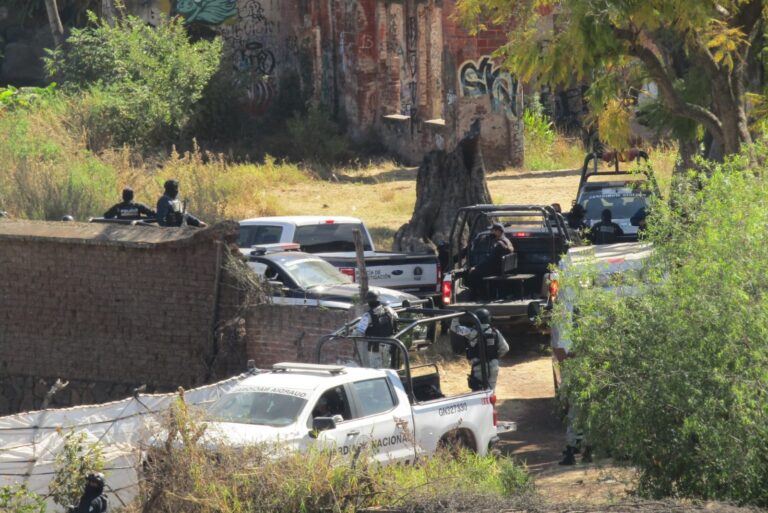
top-left (0, 220), bottom-right (354, 414)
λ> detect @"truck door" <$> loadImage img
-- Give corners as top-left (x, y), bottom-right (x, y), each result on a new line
top-left (346, 377), bottom-right (416, 464)
top-left (311, 385), bottom-right (363, 457)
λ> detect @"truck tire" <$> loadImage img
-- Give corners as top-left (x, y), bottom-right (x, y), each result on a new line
top-left (439, 429), bottom-right (475, 456)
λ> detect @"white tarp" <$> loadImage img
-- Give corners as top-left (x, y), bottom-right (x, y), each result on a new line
top-left (0, 374), bottom-right (247, 509)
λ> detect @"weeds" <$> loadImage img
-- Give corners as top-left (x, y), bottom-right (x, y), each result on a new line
top-left (135, 392), bottom-right (531, 513)
top-left (0, 484), bottom-right (46, 513)
top-left (48, 430), bottom-right (106, 509)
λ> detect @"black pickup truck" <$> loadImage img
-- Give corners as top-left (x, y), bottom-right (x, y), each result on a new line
top-left (440, 205), bottom-right (573, 333)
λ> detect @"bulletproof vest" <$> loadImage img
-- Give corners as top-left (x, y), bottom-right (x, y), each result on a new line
top-left (165, 198), bottom-right (185, 227)
top-left (466, 327), bottom-right (500, 360)
top-left (365, 306), bottom-right (395, 337)
top-left (117, 202), bottom-right (140, 220)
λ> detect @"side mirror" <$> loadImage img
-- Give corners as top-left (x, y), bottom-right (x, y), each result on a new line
top-left (267, 280), bottom-right (289, 294)
top-left (309, 416), bottom-right (336, 438)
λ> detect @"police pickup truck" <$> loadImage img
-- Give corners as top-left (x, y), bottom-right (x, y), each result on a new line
top-left (239, 216), bottom-right (440, 300)
top-left (199, 310), bottom-right (508, 462)
top-left (441, 205), bottom-right (573, 334)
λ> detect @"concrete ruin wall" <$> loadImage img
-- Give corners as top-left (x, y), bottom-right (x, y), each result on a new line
top-left (0, 220), bottom-right (354, 415)
top-left (120, 0), bottom-right (524, 168)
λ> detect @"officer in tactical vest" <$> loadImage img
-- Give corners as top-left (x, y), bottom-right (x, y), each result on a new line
top-left (156, 179), bottom-right (207, 228)
top-left (67, 472), bottom-right (108, 513)
top-left (354, 290), bottom-right (399, 368)
top-left (104, 187), bottom-right (156, 220)
top-left (450, 308), bottom-right (509, 392)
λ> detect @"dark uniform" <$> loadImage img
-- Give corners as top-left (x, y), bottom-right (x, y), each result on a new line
top-left (354, 291), bottom-right (399, 368)
top-left (68, 472), bottom-right (108, 513)
top-left (589, 209), bottom-right (624, 244)
top-left (104, 188), bottom-right (155, 220)
top-left (466, 223), bottom-right (513, 296)
top-left (449, 309), bottom-right (509, 391)
top-left (156, 180), bottom-right (205, 227)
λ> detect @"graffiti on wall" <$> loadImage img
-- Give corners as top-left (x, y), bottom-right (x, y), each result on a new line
top-left (458, 56), bottom-right (518, 117)
top-left (220, 0), bottom-right (279, 115)
top-left (176, 0), bottom-right (238, 24)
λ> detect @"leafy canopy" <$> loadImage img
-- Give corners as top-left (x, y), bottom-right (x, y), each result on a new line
top-left (455, 0), bottom-right (762, 152)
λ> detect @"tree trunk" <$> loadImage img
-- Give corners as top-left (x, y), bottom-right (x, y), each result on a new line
top-left (393, 120), bottom-right (492, 253)
top-left (44, 0), bottom-right (65, 47)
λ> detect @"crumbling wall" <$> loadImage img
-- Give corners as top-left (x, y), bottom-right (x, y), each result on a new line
top-left (0, 220), bottom-right (355, 415)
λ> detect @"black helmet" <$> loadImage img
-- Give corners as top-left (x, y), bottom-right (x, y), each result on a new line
top-left (365, 290), bottom-right (380, 303)
top-left (474, 308), bottom-right (491, 325)
top-left (86, 472), bottom-right (105, 486)
top-left (122, 187), bottom-right (134, 202)
top-left (61, 215), bottom-right (74, 222)
top-left (163, 179), bottom-right (179, 199)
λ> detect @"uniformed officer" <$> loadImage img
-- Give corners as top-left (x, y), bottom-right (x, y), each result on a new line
top-left (103, 187), bottom-right (156, 220)
top-left (156, 179), bottom-right (207, 228)
top-left (354, 290), bottom-right (399, 368)
top-left (67, 472), bottom-right (108, 513)
top-left (450, 308), bottom-right (509, 392)
top-left (465, 222), bottom-right (513, 298)
top-left (588, 208), bottom-right (624, 244)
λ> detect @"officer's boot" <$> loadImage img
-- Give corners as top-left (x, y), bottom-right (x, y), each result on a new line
top-left (559, 445), bottom-right (577, 465)
top-left (581, 445), bottom-right (593, 463)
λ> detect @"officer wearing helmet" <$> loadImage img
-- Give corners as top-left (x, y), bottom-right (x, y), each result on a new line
top-left (450, 308), bottom-right (509, 392)
top-left (156, 179), bottom-right (207, 228)
top-left (354, 290), bottom-right (399, 368)
top-left (67, 472), bottom-right (108, 513)
top-left (104, 187), bottom-right (156, 220)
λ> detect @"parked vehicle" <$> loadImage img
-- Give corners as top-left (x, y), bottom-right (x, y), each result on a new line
top-left (198, 310), bottom-right (510, 462)
top-left (441, 205), bottom-right (573, 333)
top-left (239, 216), bottom-right (441, 300)
top-left (550, 242), bottom-right (653, 389)
top-left (573, 149), bottom-right (660, 240)
top-left (247, 243), bottom-right (421, 310)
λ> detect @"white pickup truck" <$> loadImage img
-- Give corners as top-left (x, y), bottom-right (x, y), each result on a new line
top-left (201, 310), bottom-right (508, 462)
top-left (239, 216), bottom-right (440, 300)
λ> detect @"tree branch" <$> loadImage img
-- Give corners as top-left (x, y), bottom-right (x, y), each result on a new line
top-left (611, 25), bottom-right (724, 140)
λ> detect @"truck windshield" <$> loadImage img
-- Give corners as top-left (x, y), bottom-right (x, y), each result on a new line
top-left (207, 391), bottom-right (307, 427)
top-left (239, 225), bottom-right (283, 247)
top-left (580, 193), bottom-right (648, 220)
top-left (284, 258), bottom-right (352, 288)
top-left (294, 223), bottom-right (373, 253)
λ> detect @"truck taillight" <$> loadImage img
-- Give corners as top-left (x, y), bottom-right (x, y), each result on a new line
top-left (340, 268), bottom-right (356, 281)
top-left (441, 278), bottom-right (452, 306)
top-left (490, 393), bottom-right (497, 427)
top-left (549, 278), bottom-right (559, 299)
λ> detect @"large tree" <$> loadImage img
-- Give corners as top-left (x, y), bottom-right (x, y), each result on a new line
top-left (455, 0), bottom-right (764, 159)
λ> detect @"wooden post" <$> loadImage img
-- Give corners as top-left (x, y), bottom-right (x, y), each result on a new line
top-left (353, 229), bottom-right (369, 316)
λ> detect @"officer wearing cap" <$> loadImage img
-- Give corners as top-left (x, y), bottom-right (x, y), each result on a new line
top-left (104, 187), bottom-right (156, 220)
top-left (67, 472), bottom-right (108, 513)
top-left (465, 222), bottom-right (513, 298)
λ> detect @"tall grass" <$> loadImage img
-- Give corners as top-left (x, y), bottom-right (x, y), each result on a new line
top-left (136, 397), bottom-right (533, 513)
top-left (522, 106), bottom-right (584, 171)
top-left (0, 97), bottom-right (312, 222)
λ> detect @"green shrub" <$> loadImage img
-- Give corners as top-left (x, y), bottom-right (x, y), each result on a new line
top-left (284, 107), bottom-right (350, 166)
top-left (45, 11), bottom-right (222, 150)
top-left (0, 484), bottom-right (46, 513)
top-left (48, 431), bottom-right (105, 509)
top-left (554, 142), bottom-right (768, 506)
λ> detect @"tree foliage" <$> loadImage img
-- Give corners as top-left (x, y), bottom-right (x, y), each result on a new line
top-left (455, 0), bottom-right (764, 158)
top-left (554, 141), bottom-right (768, 505)
top-left (44, 11), bottom-right (222, 149)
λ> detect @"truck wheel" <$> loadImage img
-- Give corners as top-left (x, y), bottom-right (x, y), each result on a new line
top-left (439, 429), bottom-right (475, 457)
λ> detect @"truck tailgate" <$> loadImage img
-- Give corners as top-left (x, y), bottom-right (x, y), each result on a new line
top-left (410, 391), bottom-right (495, 455)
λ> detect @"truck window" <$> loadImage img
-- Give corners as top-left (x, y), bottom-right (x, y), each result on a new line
top-left (351, 378), bottom-right (396, 417)
top-left (310, 386), bottom-right (351, 425)
top-left (207, 391), bottom-right (307, 427)
top-left (293, 223), bottom-right (373, 253)
top-left (239, 225), bottom-right (283, 247)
